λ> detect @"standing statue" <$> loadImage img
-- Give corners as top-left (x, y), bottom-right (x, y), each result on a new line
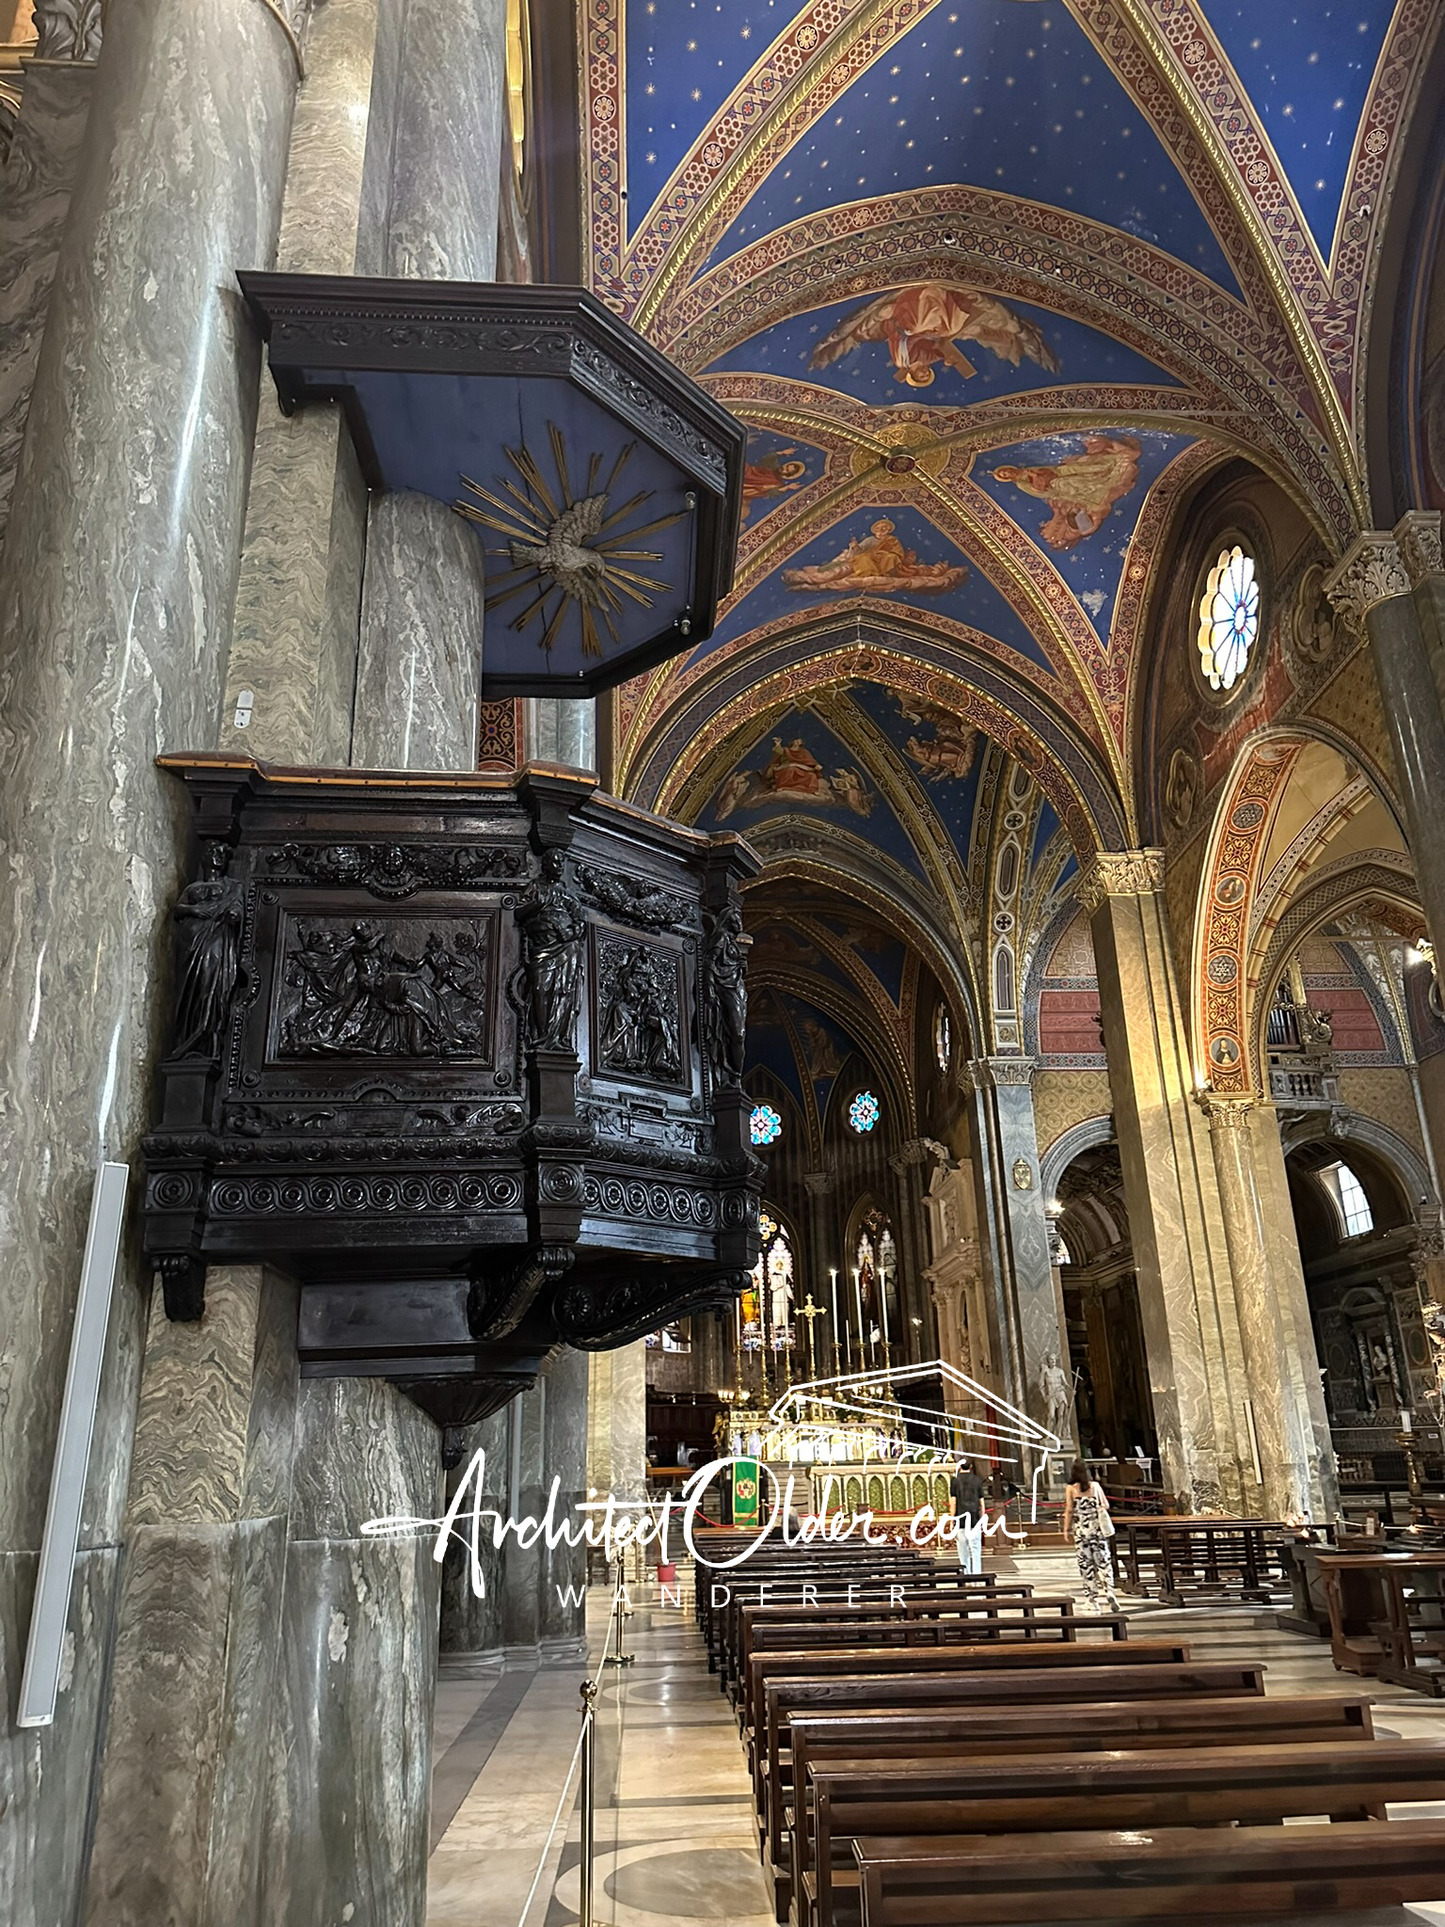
top-left (703, 904), bottom-right (747, 1083)
top-left (1040, 1350), bottom-right (1073, 1444)
top-left (171, 843), bottom-right (244, 1059)
top-left (516, 849), bottom-right (586, 1051)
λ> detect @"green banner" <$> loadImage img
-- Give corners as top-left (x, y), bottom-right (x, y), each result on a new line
top-left (732, 1457), bottom-right (761, 1527)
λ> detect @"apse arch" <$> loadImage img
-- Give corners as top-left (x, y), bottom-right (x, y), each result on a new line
top-left (1248, 864), bottom-right (1425, 1093)
top-left (1190, 725), bottom-right (1411, 1098)
top-left (1281, 1113), bottom-right (1438, 1222)
top-left (1040, 1114), bottom-right (1116, 1209)
top-left (631, 620), bottom-right (1127, 854)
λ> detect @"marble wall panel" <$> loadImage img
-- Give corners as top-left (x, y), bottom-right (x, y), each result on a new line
top-left (0, 1549), bottom-right (118, 1927)
top-left (0, 62), bottom-right (95, 548)
top-left (0, 0), bottom-right (298, 1913)
top-left (525, 696), bottom-right (598, 774)
top-left (438, 1410), bottom-right (508, 1661)
top-left (353, 488), bottom-right (486, 770)
top-left (386, 0), bottom-right (504, 281)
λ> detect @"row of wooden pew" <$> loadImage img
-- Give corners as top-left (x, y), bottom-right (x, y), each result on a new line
top-left (691, 1526), bottom-right (1445, 1926)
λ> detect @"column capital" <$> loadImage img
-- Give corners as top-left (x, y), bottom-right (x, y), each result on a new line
top-left (1324, 530), bottom-right (1412, 629)
top-left (1396, 510), bottom-right (1444, 587)
top-left (1074, 848), bottom-right (1164, 915)
top-left (802, 1169), bottom-right (836, 1199)
top-left (32, 1), bottom-right (103, 61)
top-left (890, 1135), bottom-right (954, 1175)
top-left (1195, 1089), bottom-right (1257, 1130)
top-left (959, 1054), bottom-right (1035, 1094)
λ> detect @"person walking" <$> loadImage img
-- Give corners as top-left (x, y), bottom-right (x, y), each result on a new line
top-left (949, 1457), bottom-right (985, 1573)
top-left (1062, 1460), bottom-right (1119, 1609)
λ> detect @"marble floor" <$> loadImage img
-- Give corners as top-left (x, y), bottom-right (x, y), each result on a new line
top-left (425, 1547), bottom-right (1445, 1927)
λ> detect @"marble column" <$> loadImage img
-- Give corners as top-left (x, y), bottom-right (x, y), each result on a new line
top-left (961, 1059), bottom-right (1065, 1448)
top-left (1081, 852), bottom-right (1251, 1513)
top-left (525, 696), bottom-right (598, 774)
top-left (587, 1342), bottom-right (649, 1505)
top-left (0, 35), bottom-right (98, 546)
top-left (1251, 1102), bottom-right (1340, 1520)
top-left (354, 487), bottom-right (487, 769)
top-left (260, 1379), bottom-right (443, 1927)
top-left (537, 1347), bottom-right (588, 1660)
top-left (437, 1410), bottom-right (509, 1668)
top-left (1199, 1096), bottom-right (1333, 1520)
top-left (349, 0), bottom-right (507, 771)
top-left (0, 4), bottom-right (297, 1921)
top-left (222, 0), bottom-right (407, 767)
top-left (1325, 515), bottom-right (1445, 961)
top-left (83, 1270), bottom-right (301, 1927)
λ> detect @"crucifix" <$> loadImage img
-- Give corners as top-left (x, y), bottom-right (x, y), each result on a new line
top-left (795, 1294), bottom-right (825, 1394)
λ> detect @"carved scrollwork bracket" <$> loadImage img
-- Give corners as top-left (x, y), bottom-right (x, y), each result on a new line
top-left (552, 1260), bottom-right (746, 1350)
top-left (468, 1243), bottom-right (575, 1341)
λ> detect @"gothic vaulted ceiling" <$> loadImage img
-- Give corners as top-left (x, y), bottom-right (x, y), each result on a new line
top-left (578, 0), bottom-right (1441, 1101)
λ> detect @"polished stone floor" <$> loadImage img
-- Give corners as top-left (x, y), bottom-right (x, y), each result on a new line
top-left (425, 1546), bottom-right (1445, 1927)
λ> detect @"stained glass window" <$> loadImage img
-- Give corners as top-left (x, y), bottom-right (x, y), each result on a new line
top-left (934, 1005), bottom-right (951, 1070)
top-left (750, 1102), bottom-right (783, 1146)
top-left (1197, 545), bottom-right (1260, 693)
top-left (848, 1089), bottom-right (880, 1134)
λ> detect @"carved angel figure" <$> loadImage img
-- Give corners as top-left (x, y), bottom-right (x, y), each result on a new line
top-left (809, 282), bottom-right (1060, 388)
top-left (703, 905), bottom-right (747, 1085)
top-left (517, 849), bottom-right (586, 1051)
top-left (171, 844), bottom-right (244, 1059)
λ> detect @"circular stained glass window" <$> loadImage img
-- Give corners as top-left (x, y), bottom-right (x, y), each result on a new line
top-left (750, 1103), bottom-right (783, 1146)
top-left (1198, 544), bottom-right (1260, 693)
top-left (848, 1089), bottom-right (880, 1134)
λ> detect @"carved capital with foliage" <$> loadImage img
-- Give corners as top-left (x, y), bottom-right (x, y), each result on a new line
top-left (1324, 531), bottom-right (1412, 631)
top-left (1395, 511), bottom-right (1445, 588)
top-left (1074, 849), bottom-right (1164, 914)
top-left (959, 1056), bottom-right (1035, 1094)
top-left (32, 0), bottom-right (103, 61)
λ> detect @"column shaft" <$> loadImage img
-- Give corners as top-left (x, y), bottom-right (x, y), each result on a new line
top-left (1083, 853), bottom-right (1249, 1512)
top-left (0, 4), bottom-right (297, 1920)
top-left (1202, 1100), bottom-right (1332, 1520)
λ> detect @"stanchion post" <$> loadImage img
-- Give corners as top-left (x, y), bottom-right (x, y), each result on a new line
top-left (579, 1678), bottom-right (597, 1927)
top-left (605, 1552), bottom-right (635, 1667)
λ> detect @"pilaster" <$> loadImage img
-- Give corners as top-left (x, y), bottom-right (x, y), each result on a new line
top-left (1079, 849), bottom-right (1248, 1512)
top-left (959, 1056), bottom-right (1065, 1440)
top-left (1198, 1095), bottom-right (1334, 1521)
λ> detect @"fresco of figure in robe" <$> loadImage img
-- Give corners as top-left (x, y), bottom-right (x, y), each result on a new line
top-left (714, 736), bottom-right (875, 818)
top-left (809, 282), bottom-right (1060, 388)
top-left (742, 444), bottom-right (808, 519)
top-left (991, 435), bottom-right (1142, 551)
top-left (783, 518), bottom-right (967, 593)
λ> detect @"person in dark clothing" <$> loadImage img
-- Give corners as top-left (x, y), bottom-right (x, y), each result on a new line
top-left (949, 1458), bottom-right (985, 1572)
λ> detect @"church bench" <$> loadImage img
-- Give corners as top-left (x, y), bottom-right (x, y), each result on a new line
top-left (734, 1607), bottom-right (1127, 1716)
top-left (743, 1635), bottom-right (1187, 1742)
top-left (801, 1739), bottom-right (1445, 1927)
top-left (719, 1580), bottom-right (1028, 1686)
top-left (703, 1556), bottom-right (945, 1671)
top-left (753, 1657), bottom-right (1246, 1866)
top-left (780, 1695), bottom-right (1376, 1921)
top-left (850, 1818), bottom-right (1445, 1926)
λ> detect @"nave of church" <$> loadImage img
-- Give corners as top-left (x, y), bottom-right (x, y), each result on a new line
top-left (6, 0), bottom-right (1445, 1924)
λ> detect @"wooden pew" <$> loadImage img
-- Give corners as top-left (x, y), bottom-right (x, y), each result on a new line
top-left (783, 1695), bottom-right (1376, 1925)
top-left (702, 1555), bottom-right (944, 1672)
top-left (753, 1657), bottom-right (1251, 1895)
top-left (852, 1819), bottom-right (1445, 1925)
top-left (804, 1739), bottom-right (1445, 1927)
top-left (719, 1579), bottom-right (1029, 1687)
top-left (744, 1637), bottom-right (1189, 1744)
top-left (736, 1607), bottom-right (1128, 1718)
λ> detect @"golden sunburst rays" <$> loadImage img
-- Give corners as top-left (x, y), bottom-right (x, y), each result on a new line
top-left (454, 426), bottom-right (686, 660)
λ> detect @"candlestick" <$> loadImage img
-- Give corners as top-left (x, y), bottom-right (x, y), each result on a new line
top-left (828, 1267), bottom-right (840, 1377)
top-left (853, 1266), bottom-right (867, 1373)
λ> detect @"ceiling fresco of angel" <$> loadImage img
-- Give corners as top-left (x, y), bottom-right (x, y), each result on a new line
top-left (591, 0), bottom-right (1439, 929)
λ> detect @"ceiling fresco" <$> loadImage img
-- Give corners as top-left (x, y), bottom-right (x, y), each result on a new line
top-left (586, 0), bottom-right (1441, 1119)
